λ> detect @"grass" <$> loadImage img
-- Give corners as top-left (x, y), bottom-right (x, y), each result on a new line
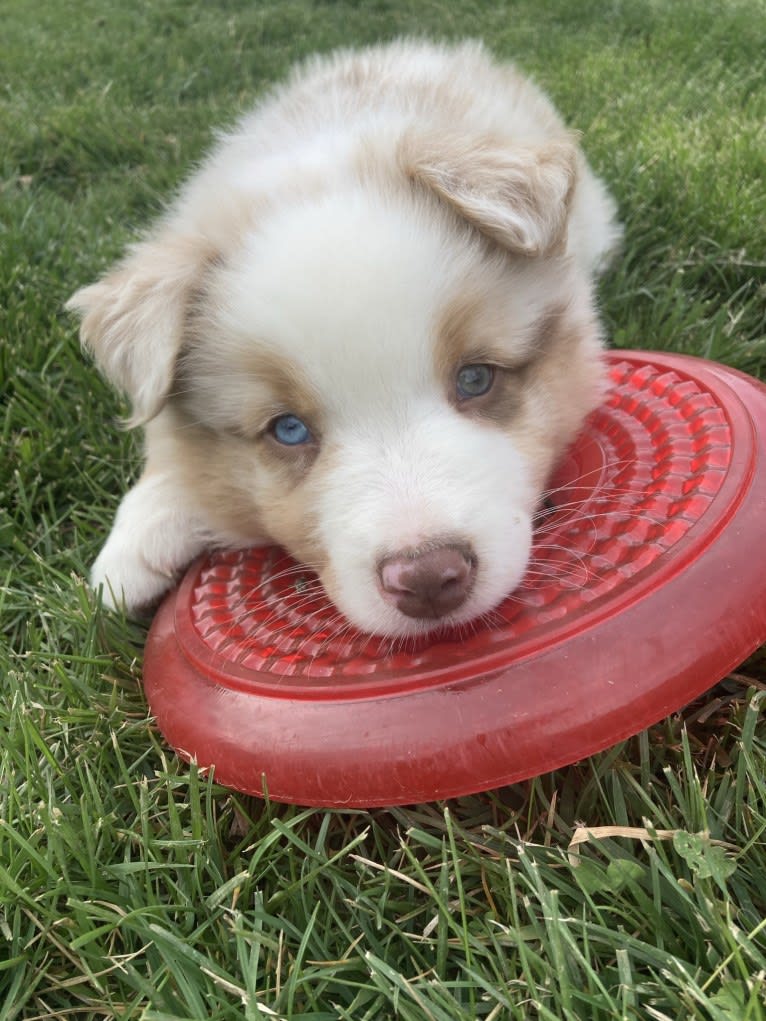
top-left (2, 0), bottom-right (766, 1017)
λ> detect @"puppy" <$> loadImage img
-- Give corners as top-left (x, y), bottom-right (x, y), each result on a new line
top-left (69, 39), bottom-right (621, 638)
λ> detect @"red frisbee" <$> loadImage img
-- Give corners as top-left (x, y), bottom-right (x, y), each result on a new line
top-left (143, 351), bottom-right (766, 807)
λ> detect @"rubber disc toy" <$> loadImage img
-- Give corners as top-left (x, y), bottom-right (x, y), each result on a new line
top-left (143, 351), bottom-right (766, 807)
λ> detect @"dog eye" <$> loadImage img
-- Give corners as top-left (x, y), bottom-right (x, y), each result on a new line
top-left (456, 364), bottom-right (495, 399)
top-left (270, 414), bottom-right (312, 445)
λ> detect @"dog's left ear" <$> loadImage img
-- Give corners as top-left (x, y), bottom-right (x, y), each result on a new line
top-left (67, 230), bottom-right (217, 426)
top-left (400, 132), bottom-right (577, 257)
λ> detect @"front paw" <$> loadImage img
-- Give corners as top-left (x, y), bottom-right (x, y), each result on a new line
top-left (89, 472), bottom-right (212, 615)
top-left (91, 543), bottom-right (179, 615)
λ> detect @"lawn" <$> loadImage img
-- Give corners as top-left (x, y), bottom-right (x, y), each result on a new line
top-left (2, 0), bottom-right (766, 1018)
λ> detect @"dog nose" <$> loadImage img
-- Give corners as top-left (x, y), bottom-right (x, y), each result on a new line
top-left (378, 544), bottom-right (476, 619)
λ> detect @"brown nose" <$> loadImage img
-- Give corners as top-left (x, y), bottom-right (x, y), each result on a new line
top-left (378, 544), bottom-right (476, 619)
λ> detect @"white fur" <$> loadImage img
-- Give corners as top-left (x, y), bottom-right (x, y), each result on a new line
top-left (69, 40), bottom-right (621, 635)
top-left (90, 473), bottom-right (212, 610)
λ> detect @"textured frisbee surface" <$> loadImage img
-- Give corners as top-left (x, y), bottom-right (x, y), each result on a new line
top-left (143, 351), bottom-right (766, 806)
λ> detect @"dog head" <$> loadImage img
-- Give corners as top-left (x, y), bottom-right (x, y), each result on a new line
top-left (69, 132), bottom-right (605, 636)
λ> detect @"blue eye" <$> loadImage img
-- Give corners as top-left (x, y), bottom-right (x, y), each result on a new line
top-left (456, 364), bottom-right (495, 399)
top-left (270, 414), bottom-right (312, 446)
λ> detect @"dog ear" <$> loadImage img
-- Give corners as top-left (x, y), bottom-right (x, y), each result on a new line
top-left (67, 230), bottom-right (217, 425)
top-left (401, 132), bottom-right (577, 257)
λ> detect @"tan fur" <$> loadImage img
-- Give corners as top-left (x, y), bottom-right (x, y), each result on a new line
top-left (68, 232), bottom-right (220, 425)
top-left (401, 133), bottom-right (577, 256)
top-left (507, 306), bottom-right (607, 491)
top-left (144, 404), bottom-right (327, 569)
top-left (175, 340), bottom-right (323, 441)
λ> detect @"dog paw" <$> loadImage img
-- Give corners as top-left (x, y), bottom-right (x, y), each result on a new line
top-left (89, 473), bottom-right (213, 615)
top-left (91, 543), bottom-right (179, 615)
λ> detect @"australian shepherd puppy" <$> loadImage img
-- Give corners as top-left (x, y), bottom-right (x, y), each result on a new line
top-left (69, 39), bottom-right (621, 638)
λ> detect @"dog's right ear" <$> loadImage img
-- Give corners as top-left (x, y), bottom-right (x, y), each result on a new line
top-left (67, 230), bottom-right (217, 425)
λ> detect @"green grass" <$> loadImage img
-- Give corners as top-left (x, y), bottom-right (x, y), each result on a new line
top-left (2, 0), bottom-right (766, 1017)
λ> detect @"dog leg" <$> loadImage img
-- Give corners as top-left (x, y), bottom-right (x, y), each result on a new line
top-left (91, 471), bottom-right (210, 613)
